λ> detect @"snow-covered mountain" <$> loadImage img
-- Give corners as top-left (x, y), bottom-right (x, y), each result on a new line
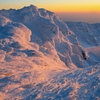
top-left (67, 22), bottom-right (100, 65)
top-left (0, 5), bottom-right (100, 100)
top-left (0, 5), bottom-right (94, 68)
top-left (67, 22), bottom-right (100, 48)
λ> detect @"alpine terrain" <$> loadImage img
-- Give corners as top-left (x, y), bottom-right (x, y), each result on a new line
top-left (0, 5), bottom-right (100, 100)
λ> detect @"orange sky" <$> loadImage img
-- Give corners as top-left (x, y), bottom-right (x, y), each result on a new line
top-left (37, 3), bottom-right (100, 13)
top-left (0, 0), bottom-right (100, 23)
top-left (0, 0), bottom-right (100, 13)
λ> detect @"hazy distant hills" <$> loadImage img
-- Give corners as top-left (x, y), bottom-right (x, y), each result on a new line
top-left (0, 5), bottom-right (100, 100)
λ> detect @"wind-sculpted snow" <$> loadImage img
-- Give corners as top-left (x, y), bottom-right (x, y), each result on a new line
top-left (0, 5), bottom-right (100, 99)
top-left (0, 5), bottom-right (88, 68)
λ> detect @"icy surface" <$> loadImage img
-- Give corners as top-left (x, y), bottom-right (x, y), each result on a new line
top-left (0, 5), bottom-right (100, 99)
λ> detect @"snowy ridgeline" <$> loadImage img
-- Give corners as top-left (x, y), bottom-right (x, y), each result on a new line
top-left (1, 5), bottom-right (99, 68)
top-left (0, 5), bottom-right (100, 100)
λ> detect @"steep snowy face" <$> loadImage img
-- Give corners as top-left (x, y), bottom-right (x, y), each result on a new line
top-left (67, 22), bottom-right (100, 66)
top-left (67, 22), bottom-right (100, 48)
top-left (0, 5), bottom-right (89, 68)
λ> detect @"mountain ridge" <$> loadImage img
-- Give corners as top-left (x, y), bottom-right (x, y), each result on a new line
top-left (0, 5), bottom-right (87, 68)
top-left (0, 5), bottom-right (100, 99)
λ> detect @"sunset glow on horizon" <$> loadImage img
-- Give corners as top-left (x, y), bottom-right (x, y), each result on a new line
top-left (0, 0), bottom-right (100, 23)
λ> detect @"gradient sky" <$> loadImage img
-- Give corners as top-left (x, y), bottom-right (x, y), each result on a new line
top-left (0, 0), bottom-right (100, 23)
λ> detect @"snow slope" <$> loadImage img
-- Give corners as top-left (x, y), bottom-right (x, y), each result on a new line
top-left (0, 5), bottom-right (100, 100)
top-left (67, 22), bottom-right (100, 48)
top-left (67, 22), bottom-right (100, 66)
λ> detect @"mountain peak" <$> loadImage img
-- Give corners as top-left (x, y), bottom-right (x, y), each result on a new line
top-left (0, 5), bottom-right (100, 99)
top-left (20, 4), bottom-right (38, 12)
